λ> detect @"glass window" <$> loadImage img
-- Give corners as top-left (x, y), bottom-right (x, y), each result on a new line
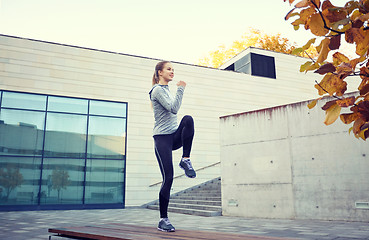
top-left (0, 156), bottom-right (41, 205)
top-left (40, 158), bottom-right (84, 204)
top-left (0, 90), bottom-right (128, 209)
top-left (1, 92), bottom-right (46, 110)
top-left (250, 53), bottom-right (276, 79)
top-left (48, 96), bottom-right (88, 114)
top-left (87, 116), bottom-right (126, 159)
top-left (85, 159), bottom-right (124, 204)
top-left (0, 109), bottom-right (45, 156)
top-left (44, 113), bottom-right (87, 158)
top-left (90, 100), bottom-right (127, 117)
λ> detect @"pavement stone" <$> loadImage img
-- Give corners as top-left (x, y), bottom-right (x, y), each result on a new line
top-left (0, 207), bottom-right (368, 239)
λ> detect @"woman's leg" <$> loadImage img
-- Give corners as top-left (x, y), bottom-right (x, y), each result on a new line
top-left (153, 135), bottom-right (174, 219)
top-left (173, 115), bottom-right (196, 178)
top-left (172, 115), bottom-right (194, 157)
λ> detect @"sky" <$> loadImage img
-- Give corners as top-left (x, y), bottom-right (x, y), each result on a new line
top-left (0, 0), bottom-right (350, 65)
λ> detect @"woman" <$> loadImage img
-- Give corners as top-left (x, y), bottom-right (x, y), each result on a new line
top-left (149, 61), bottom-right (196, 232)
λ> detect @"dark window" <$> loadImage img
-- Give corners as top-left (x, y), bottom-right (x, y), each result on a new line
top-left (250, 53), bottom-right (276, 79)
top-left (232, 53), bottom-right (276, 79)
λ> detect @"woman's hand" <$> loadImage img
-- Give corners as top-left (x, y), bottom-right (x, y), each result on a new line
top-left (177, 81), bottom-right (186, 87)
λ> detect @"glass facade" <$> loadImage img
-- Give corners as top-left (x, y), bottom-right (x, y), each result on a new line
top-left (0, 90), bottom-right (127, 210)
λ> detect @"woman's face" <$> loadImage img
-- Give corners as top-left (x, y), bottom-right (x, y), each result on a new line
top-left (158, 63), bottom-right (174, 82)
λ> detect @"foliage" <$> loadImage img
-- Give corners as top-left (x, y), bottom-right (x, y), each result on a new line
top-left (51, 168), bottom-right (70, 200)
top-left (197, 28), bottom-right (317, 68)
top-left (285, 0), bottom-right (369, 140)
top-left (0, 164), bottom-right (23, 201)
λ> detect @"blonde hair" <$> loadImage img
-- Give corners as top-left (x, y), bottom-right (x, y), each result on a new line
top-left (152, 61), bottom-right (170, 86)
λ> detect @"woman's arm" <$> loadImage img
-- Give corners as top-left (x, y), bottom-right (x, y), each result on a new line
top-left (152, 86), bottom-right (185, 114)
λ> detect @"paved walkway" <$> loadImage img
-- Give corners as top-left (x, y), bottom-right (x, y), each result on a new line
top-left (0, 207), bottom-right (368, 240)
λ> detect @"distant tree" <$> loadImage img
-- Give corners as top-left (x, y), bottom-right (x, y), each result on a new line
top-left (198, 28), bottom-right (317, 68)
top-left (0, 164), bottom-right (23, 201)
top-left (284, 0), bottom-right (369, 140)
top-left (51, 168), bottom-right (70, 201)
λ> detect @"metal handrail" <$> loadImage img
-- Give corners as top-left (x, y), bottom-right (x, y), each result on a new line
top-left (149, 161), bottom-right (221, 187)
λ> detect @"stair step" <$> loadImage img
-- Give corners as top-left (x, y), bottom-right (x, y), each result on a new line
top-left (147, 205), bottom-right (221, 217)
top-left (172, 196), bottom-right (221, 201)
top-left (150, 202), bottom-right (221, 211)
top-left (170, 199), bottom-right (221, 206)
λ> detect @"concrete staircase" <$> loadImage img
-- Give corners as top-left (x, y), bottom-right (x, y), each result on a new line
top-left (146, 177), bottom-right (222, 217)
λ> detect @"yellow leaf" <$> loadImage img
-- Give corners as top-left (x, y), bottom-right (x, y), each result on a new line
top-left (300, 61), bottom-right (313, 72)
top-left (340, 112), bottom-right (359, 124)
top-left (359, 129), bottom-right (367, 140)
top-left (332, 52), bottom-right (349, 66)
top-left (302, 38), bottom-right (316, 51)
top-left (316, 38), bottom-right (331, 63)
top-left (295, 0), bottom-right (309, 8)
top-left (307, 99), bottom-right (318, 109)
top-left (324, 103), bottom-right (341, 125)
top-left (315, 73), bottom-right (347, 96)
top-left (308, 13), bottom-right (329, 36)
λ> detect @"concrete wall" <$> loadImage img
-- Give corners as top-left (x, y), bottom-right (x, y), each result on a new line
top-left (0, 34), bottom-right (332, 207)
top-left (220, 94), bottom-right (369, 222)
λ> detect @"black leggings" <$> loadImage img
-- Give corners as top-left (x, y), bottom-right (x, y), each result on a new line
top-left (153, 115), bottom-right (194, 218)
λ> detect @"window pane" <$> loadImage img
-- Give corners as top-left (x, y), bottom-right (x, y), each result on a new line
top-left (85, 159), bottom-right (124, 204)
top-left (1, 92), bottom-right (46, 110)
top-left (40, 158), bottom-right (84, 204)
top-left (0, 156), bottom-right (41, 205)
top-left (87, 116), bottom-right (126, 159)
top-left (48, 96), bottom-right (88, 114)
top-left (44, 113), bottom-right (87, 158)
top-left (89, 100), bottom-right (127, 117)
top-left (0, 109), bottom-right (45, 156)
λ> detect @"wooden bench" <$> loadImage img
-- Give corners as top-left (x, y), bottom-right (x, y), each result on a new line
top-left (49, 223), bottom-right (290, 240)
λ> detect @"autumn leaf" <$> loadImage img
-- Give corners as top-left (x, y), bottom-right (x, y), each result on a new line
top-left (315, 73), bottom-right (347, 96)
top-left (307, 98), bottom-right (319, 109)
top-left (355, 29), bottom-right (369, 56)
top-left (329, 35), bottom-right (341, 50)
top-left (353, 117), bottom-right (365, 136)
top-left (295, 0), bottom-right (309, 8)
top-left (332, 52), bottom-right (350, 66)
top-left (340, 112), bottom-right (360, 124)
top-left (324, 102), bottom-right (341, 125)
top-left (314, 63), bottom-right (336, 74)
top-left (322, 0), bottom-right (347, 23)
top-left (322, 99), bottom-right (337, 110)
top-left (336, 96), bottom-right (355, 107)
top-left (300, 61), bottom-right (320, 72)
top-left (359, 84), bottom-right (369, 96)
top-left (308, 13), bottom-right (330, 36)
top-left (316, 38), bottom-right (331, 63)
top-left (336, 62), bottom-right (354, 79)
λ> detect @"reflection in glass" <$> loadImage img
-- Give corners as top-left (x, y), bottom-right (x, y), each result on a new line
top-left (0, 90), bottom-right (128, 209)
top-left (90, 100), bottom-right (127, 117)
top-left (2, 92), bottom-right (46, 110)
top-left (40, 158), bottom-right (84, 204)
top-left (85, 159), bottom-right (124, 204)
top-left (0, 109), bottom-right (45, 156)
top-left (48, 96), bottom-right (88, 114)
top-left (87, 116), bottom-right (126, 159)
top-left (44, 113), bottom-right (87, 158)
top-left (0, 156), bottom-right (41, 205)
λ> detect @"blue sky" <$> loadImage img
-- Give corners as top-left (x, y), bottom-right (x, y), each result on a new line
top-left (0, 0), bottom-right (349, 64)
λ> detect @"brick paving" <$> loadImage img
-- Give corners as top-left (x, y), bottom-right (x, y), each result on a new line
top-left (0, 208), bottom-right (368, 239)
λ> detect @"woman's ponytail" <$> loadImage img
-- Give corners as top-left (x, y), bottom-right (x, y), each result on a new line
top-left (152, 61), bottom-right (170, 86)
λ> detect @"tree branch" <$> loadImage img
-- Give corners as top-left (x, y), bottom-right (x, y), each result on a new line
top-left (315, 80), bottom-right (343, 100)
top-left (309, 0), bottom-right (345, 35)
top-left (304, 50), bottom-right (316, 63)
